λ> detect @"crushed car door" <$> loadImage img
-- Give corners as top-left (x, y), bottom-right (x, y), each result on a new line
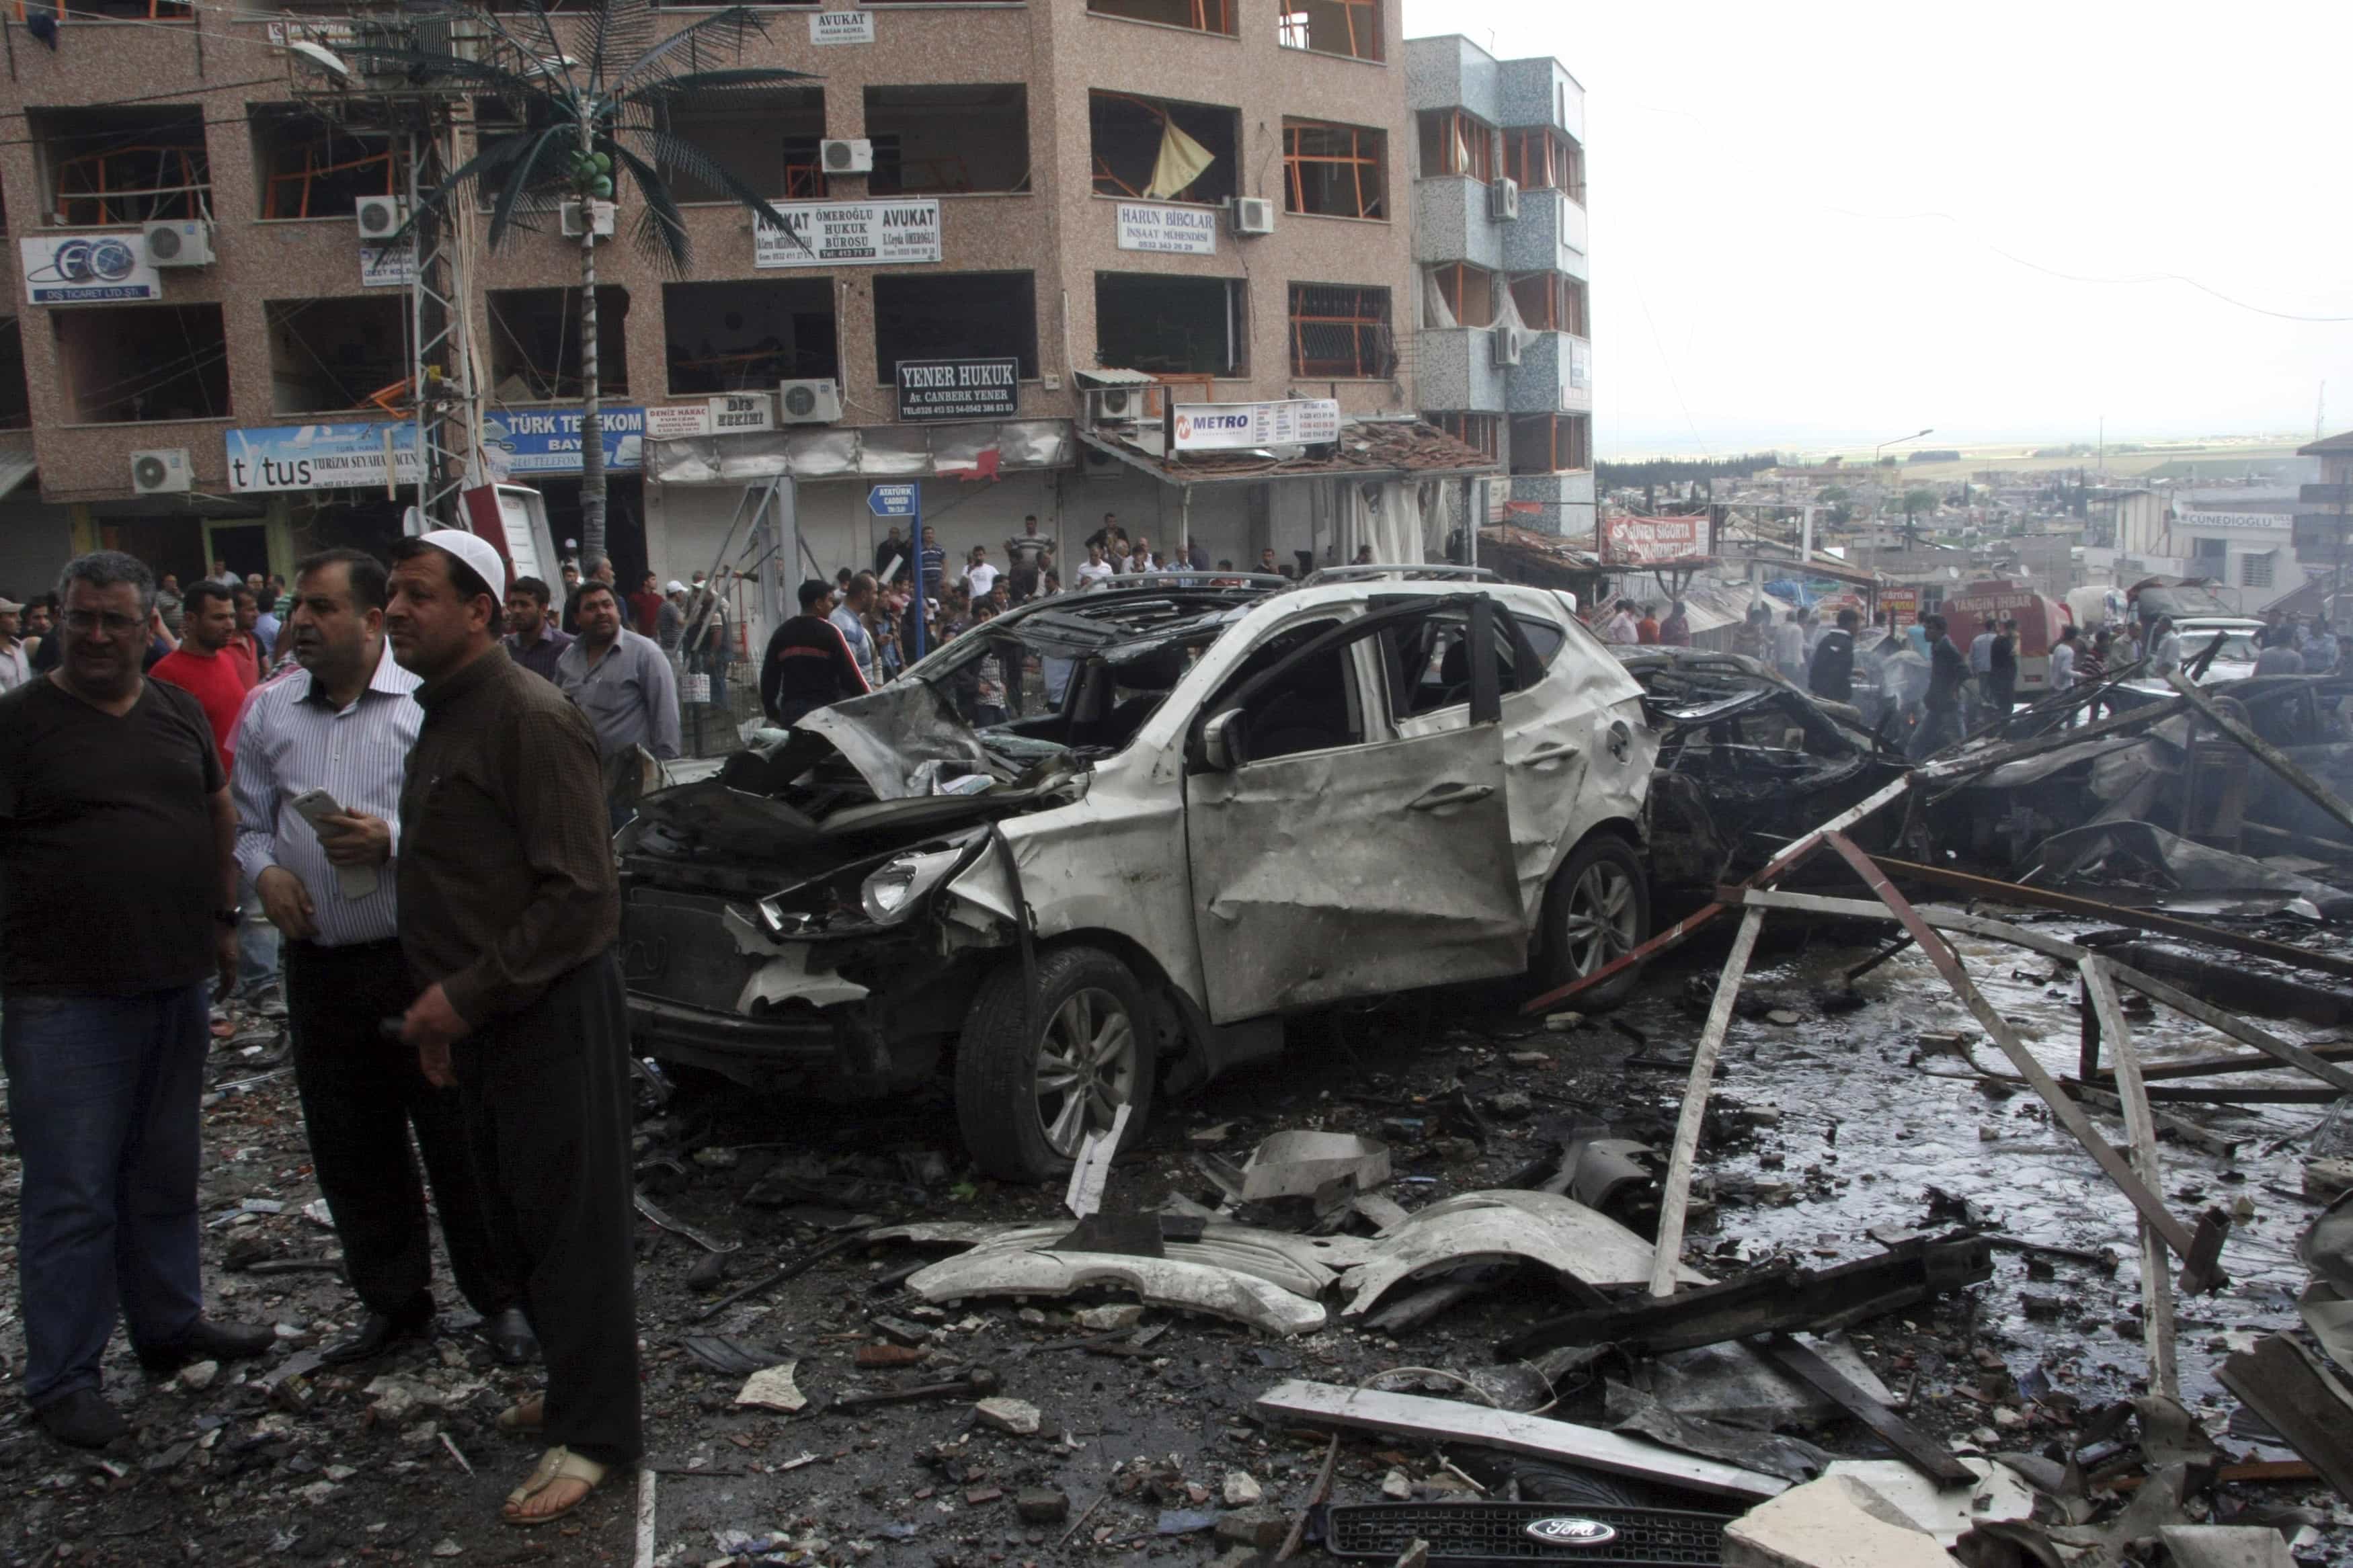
top-left (1183, 600), bottom-right (1525, 1024)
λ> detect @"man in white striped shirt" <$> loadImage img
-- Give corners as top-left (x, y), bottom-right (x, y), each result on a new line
top-left (232, 548), bottom-right (530, 1368)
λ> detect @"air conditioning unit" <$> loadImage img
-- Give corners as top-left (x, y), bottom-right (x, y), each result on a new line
top-left (1087, 386), bottom-right (1144, 425)
top-left (130, 448), bottom-right (193, 495)
top-left (1490, 327), bottom-right (1522, 368)
top-left (143, 220), bottom-right (214, 268)
top-left (1231, 196), bottom-right (1276, 237)
top-left (559, 198), bottom-right (616, 238)
top-left (776, 378), bottom-right (842, 424)
top-left (1488, 177), bottom-right (1521, 222)
top-left (354, 196), bottom-right (407, 239)
top-left (821, 138), bottom-right (874, 175)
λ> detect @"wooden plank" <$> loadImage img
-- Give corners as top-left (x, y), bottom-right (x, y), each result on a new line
top-left (1821, 833), bottom-right (2223, 1288)
top-left (1755, 1333), bottom-right (1975, 1487)
top-left (2167, 669), bottom-right (2353, 843)
top-left (1867, 856), bottom-right (2353, 983)
top-left (1650, 906), bottom-right (1765, 1298)
top-left (2081, 958), bottom-right (2180, 1401)
top-left (1252, 1379), bottom-right (1789, 1502)
top-left (1521, 774), bottom-right (1912, 1014)
top-left (2104, 962), bottom-right (2353, 1096)
top-left (2093, 1042), bottom-right (2353, 1085)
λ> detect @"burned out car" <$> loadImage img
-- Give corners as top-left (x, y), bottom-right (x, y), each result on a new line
top-left (617, 571), bottom-right (1659, 1180)
top-left (1614, 647), bottom-right (1911, 886)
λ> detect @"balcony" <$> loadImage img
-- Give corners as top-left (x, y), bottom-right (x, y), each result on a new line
top-left (1414, 327), bottom-right (1507, 413)
top-left (1508, 331), bottom-right (1591, 415)
top-left (1412, 176), bottom-right (1507, 269)
top-left (1501, 187), bottom-right (1588, 280)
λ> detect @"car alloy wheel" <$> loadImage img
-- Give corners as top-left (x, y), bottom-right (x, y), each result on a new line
top-left (1033, 986), bottom-right (1139, 1157)
top-left (1561, 856), bottom-right (1640, 977)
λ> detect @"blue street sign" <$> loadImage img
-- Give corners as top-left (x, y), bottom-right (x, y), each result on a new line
top-left (868, 483), bottom-right (918, 518)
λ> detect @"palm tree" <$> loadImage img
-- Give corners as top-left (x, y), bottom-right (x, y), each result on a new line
top-left (349, 0), bottom-right (812, 562)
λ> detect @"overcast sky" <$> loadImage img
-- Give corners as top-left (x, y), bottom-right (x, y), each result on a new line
top-left (1400, 0), bottom-right (2353, 459)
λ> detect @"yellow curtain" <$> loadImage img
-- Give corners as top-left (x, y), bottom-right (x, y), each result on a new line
top-left (1144, 118), bottom-right (1217, 201)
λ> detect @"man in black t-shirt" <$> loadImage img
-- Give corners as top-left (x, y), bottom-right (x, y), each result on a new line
top-left (0, 552), bottom-right (274, 1449)
top-left (761, 578), bottom-right (871, 727)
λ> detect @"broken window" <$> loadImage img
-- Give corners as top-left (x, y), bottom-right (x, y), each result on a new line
top-left (1426, 412), bottom-right (1497, 460)
top-left (662, 89), bottom-right (827, 202)
top-left (865, 85), bottom-right (1030, 196)
top-left (1510, 274), bottom-right (1588, 336)
top-left (1289, 284), bottom-right (1394, 379)
top-left (265, 297), bottom-right (408, 415)
top-left (1090, 92), bottom-right (1238, 206)
top-left (34, 106), bottom-right (208, 226)
top-left (663, 278), bottom-right (837, 393)
top-left (53, 303), bottom-right (229, 423)
top-left (1416, 110), bottom-right (1494, 183)
top-left (1088, 0), bottom-right (1238, 36)
top-left (251, 105), bottom-right (405, 220)
top-left (1511, 413), bottom-right (1591, 474)
top-left (487, 288), bottom-right (630, 401)
top-left (873, 272), bottom-right (1036, 384)
top-left (1503, 126), bottom-right (1584, 202)
top-left (1427, 263), bottom-right (1496, 329)
top-left (1276, 0), bottom-right (1382, 61)
top-left (1283, 119), bottom-right (1388, 220)
top-left (1095, 273), bottom-right (1247, 378)
top-left (0, 320), bottom-right (30, 430)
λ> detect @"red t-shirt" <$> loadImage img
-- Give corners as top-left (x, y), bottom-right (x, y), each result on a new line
top-left (150, 647), bottom-right (249, 767)
top-left (629, 589), bottom-right (665, 636)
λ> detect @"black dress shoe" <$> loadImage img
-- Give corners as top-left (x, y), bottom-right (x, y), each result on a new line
top-left (482, 1306), bottom-right (540, 1367)
top-left (319, 1296), bottom-right (434, 1366)
top-left (137, 1317), bottom-right (277, 1376)
top-left (32, 1389), bottom-right (128, 1449)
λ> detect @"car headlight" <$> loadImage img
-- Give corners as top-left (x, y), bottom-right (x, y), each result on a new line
top-left (859, 845), bottom-right (972, 925)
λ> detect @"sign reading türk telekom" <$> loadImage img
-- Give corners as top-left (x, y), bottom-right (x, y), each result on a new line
top-left (1599, 515), bottom-right (1708, 565)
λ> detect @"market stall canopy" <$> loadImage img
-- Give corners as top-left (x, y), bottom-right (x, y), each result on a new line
top-left (647, 419), bottom-right (1074, 484)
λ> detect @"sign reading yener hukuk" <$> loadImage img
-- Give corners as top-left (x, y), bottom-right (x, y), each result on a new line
top-left (895, 359), bottom-right (1020, 422)
top-left (1600, 515), bottom-right (1708, 566)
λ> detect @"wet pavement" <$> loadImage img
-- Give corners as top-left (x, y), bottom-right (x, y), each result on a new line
top-left (5, 903), bottom-right (2353, 1564)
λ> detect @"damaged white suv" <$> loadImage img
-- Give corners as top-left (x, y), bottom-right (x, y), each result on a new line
top-left (617, 570), bottom-right (1658, 1181)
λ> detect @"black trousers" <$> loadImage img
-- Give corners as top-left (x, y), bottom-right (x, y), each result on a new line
top-left (453, 952), bottom-right (642, 1467)
top-left (286, 939), bottom-right (516, 1321)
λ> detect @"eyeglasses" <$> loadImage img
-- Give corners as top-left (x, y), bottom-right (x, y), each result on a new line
top-left (63, 610), bottom-right (147, 637)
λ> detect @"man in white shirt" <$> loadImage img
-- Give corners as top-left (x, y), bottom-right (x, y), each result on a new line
top-left (233, 548), bottom-right (530, 1368)
top-left (963, 547), bottom-right (1000, 602)
top-left (1074, 544), bottom-right (1116, 591)
top-left (1598, 599), bottom-right (1640, 645)
top-left (1772, 611), bottom-right (1807, 682)
top-left (1126, 535), bottom-right (1158, 573)
top-left (0, 597), bottom-right (29, 690)
top-left (2048, 625), bottom-right (2078, 693)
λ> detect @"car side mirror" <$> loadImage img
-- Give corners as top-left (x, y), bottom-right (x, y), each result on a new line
top-left (1199, 708), bottom-right (1247, 772)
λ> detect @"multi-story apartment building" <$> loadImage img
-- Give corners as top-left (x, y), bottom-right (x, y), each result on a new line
top-left (1404, 34), bottom-right (1594, 542)
top-left (0, 0), bottom-right (1492, 610)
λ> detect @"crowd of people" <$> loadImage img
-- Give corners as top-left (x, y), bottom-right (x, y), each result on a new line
top-left (0, 538), bottom-right (637, 1526)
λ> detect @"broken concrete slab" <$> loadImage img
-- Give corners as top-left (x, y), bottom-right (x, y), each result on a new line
top-left (1215, 1505), bottom-right (1291, 1550)
top-left (910, 1247), bottom-right (1328, 1335)
top-left (973, 1396), bottom-right (1041, 1436)
top-left (1238, 1130), bottom-right (1392, 1202)
top-left (2217, 1333), bottom-right (2353, 1499)
top-left (1722, 1475), bottom-right (1960, 1568)
top-left (1815, 1459), bottom-right (2037, 1547)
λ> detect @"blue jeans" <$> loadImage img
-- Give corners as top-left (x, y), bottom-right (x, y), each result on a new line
top-left (1, 984), bottom-right (208, 1405)
top-left (237, 871), bottom-right (280, 997)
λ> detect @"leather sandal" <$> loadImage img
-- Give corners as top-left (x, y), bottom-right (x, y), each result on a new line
top-left (496, 1395), bottom-right (545, 1435)
top-left (502, 1445), bottom-right (606, 1527)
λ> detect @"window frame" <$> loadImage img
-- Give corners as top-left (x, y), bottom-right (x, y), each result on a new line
top-left (1086, 0), bottom-right (1238, 35)
top-left (1275, 0), bottom-right (1384, 62)
top-left (1502, 125), bottom-right (1585, 204)
top-left (1282, 116), bottom-right (1390, 221)
top-left (1417, 109), bottom-right (1495, 183)
top-left (1288, 282), bottom-right (1394, 380)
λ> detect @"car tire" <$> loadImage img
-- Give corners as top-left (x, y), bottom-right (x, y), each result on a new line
top-left (956, 945), bottom-right (1158, 1183)
top-left (1535, 832), bottom-right (1651, 1012)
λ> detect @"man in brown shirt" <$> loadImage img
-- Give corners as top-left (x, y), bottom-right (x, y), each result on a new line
top-left (385, 530), bottom-right (638, 1527)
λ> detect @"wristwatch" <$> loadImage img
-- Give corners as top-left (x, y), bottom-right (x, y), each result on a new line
top-left (214, 906), bottom-right (244, 928)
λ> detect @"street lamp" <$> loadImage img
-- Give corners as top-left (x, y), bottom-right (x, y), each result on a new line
top-left (1874, 427), bottom-right (1934, 463)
